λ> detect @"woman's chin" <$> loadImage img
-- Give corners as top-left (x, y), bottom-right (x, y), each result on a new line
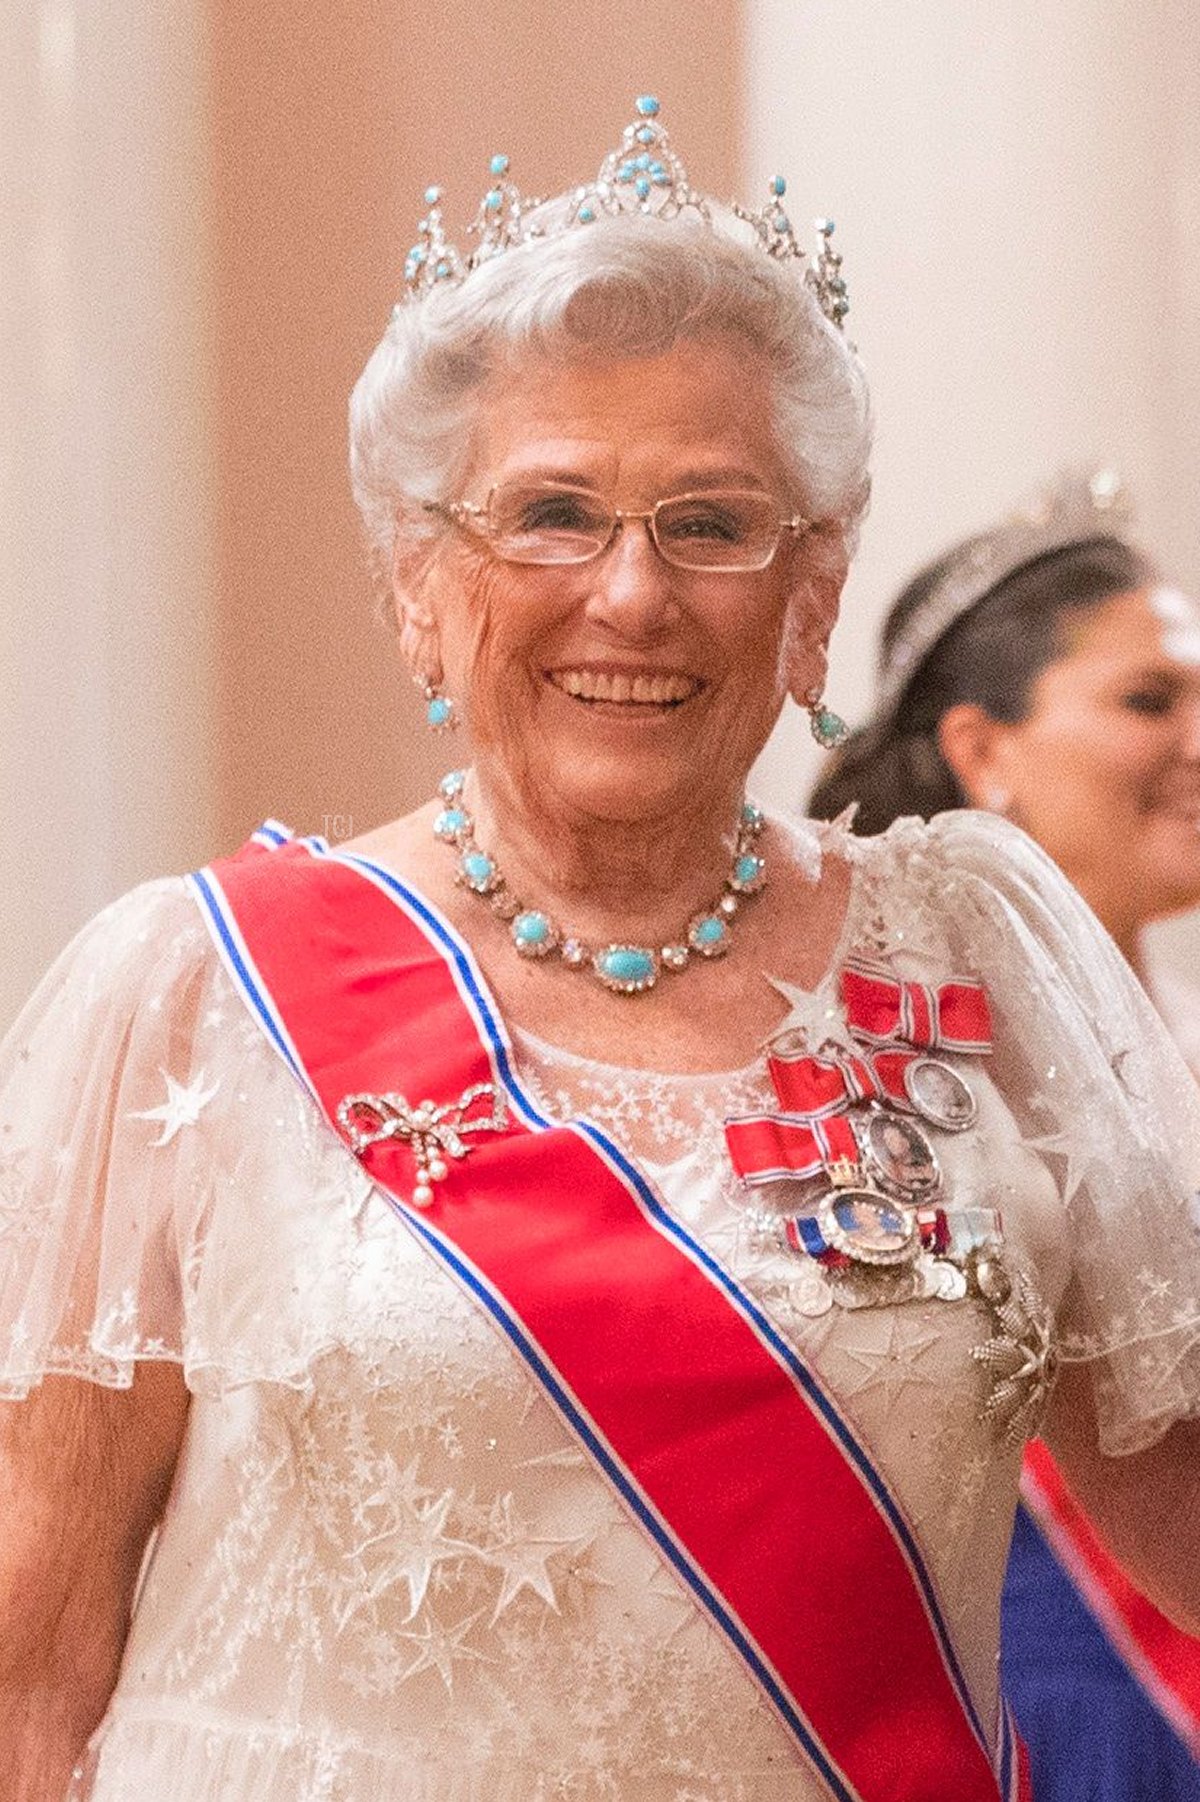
top-left (529, 743), bottom-right (733, 826)
top-left (1133, 821), bottom-right (1200, 919)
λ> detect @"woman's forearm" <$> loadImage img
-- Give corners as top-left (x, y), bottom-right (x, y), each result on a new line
top-left (0, 1523), bottom-right (134, 1800)
top-left (0, 1668), bottom-right (118, 1802)
top-left (0, 1367), bottom-right (189, 1799)
top-left (1046, 1367), bottom-right (1200, 1631)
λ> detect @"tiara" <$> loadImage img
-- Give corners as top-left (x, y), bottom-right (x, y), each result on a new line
top-left (870, 468), bottom-right (1133, 726)
top-left (397, 95), bottom-right (850, 333)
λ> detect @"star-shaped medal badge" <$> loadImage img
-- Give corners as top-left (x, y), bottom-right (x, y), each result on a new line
top-left (130, 1068), bottom-right (220, 1147)
top-left (764, 972), bottom-right (860, 1059)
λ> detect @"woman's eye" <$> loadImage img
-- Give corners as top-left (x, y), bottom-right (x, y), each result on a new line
top-left (662, 505), bottom-right (743, 543)
top-left (1121, 689), bottom-right (1174, 717)
top-left (520, 494), bottom-right (604, 533)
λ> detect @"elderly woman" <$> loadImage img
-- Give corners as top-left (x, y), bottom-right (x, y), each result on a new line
top-left (809, 480), bottom-right (1200, 1798)
top-left (2, 102), bottom-right (1199, 1802)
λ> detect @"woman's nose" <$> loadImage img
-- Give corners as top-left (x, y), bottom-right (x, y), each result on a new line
top-left (583, 517), bottom-right (678, 632)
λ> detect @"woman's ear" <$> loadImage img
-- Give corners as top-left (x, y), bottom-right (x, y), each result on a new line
top-left (390, 532), bottom-right (442, 685)
top-left (937, 704), bottom-right (1015, 811)
top-left (784, 550), bottom-right (848, 707)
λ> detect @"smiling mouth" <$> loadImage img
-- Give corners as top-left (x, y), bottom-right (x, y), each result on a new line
top-left (547, 669), bottom-right (703, 707)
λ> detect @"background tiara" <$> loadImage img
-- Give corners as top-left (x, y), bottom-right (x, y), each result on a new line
top-left (870, 467), bottom-right (1132, 727)
top-left (397, 96), bottom-right (850, 333)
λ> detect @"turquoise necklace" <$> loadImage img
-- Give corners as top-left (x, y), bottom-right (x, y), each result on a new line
top-left (433, 770), bottom-right (767, 996)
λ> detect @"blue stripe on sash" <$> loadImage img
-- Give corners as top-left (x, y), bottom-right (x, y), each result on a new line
top-left (186, 869), bottom-right (311, 1092)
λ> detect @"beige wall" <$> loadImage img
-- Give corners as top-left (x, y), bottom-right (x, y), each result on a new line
top-left (1, 0), bottom-right (216, 1032)
top-left (207, 0), bottom-right (743, 852)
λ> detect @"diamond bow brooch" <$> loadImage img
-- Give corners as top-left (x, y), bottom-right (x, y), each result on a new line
top-left (337, 1081), bottom-right (507, 1208)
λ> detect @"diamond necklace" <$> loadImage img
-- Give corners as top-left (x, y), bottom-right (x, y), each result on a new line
top-left (432, 769), bottom-right (767, 995)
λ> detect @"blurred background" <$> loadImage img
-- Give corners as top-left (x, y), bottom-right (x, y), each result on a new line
top-left (3, 0), bottom-right (1199, 1028)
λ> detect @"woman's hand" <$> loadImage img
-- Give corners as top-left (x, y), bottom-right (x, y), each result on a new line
top-left (1044, 1362), bottom-right (1200, 1633)
top-left (0, 1365), bottom-right (189, 1801)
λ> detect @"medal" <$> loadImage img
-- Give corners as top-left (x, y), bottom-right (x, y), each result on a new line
top-left (902, 1056), bottom-right (977, 1131)
top-left (815, 1175), bottom-right (920, 1267)
top-left (726, 956), bottom-right (997, 1315)
top-left (854, 1105), bottom-right (942, 1200)
top-left (766, 1037), bottom-right (978, 1142)
top-left (838, 962), bottom-right (990, 1133)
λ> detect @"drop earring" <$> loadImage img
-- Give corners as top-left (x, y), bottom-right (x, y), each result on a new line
top-left (805, 688), bottom-right (848, 750)
top-left (983, 784), bottom-right (1011, 815)
top-left (420, 678), bottom-right (458, 733)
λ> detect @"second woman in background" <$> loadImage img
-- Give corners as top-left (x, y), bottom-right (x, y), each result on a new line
top-left (809, 470), bottom-right (1200, 1802)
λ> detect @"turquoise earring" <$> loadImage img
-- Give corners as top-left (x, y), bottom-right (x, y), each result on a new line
top-left (422, 680), bottom-right (458, 734)
top-left (805, 688), bottom-right (848, 750)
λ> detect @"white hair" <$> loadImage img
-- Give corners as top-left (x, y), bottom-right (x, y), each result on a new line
top-left (348, 211), bottom-right (872, 591)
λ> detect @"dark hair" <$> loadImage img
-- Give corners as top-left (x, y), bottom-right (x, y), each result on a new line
top-left (808, 536), bottom-right (1156, 834)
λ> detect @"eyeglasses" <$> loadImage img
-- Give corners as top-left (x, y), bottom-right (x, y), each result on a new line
top-left (422, 481), bottom-right (814, 573)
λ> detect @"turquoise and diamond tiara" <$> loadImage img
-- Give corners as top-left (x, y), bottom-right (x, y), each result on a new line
top-left (398, 96), bottom-right (850, 333)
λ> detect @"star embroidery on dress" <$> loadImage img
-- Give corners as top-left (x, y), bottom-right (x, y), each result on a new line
top-left (852, 912), bottom-right (941, 970)
top-left (1022, 1127), bottom-right (1099, 1208)
top-left (436, 1418), bottom-right (464, 1459)
top-left (130, 1068), bottom-right (220, 1147)
top-left (558, 1541), bottom-right (615, 1619)
top-left (1136, 1267), bottom-right (1174, 1306)
top-left (644, 1559), bottom-right (706, 1644)
top-left (397, 1605), bottom-right (490, 1693)
top-left (482, 1494), bottom-right (584, 1623)
top-left (352, 1486), bottom-right (477, 1620)
top-left (835, 1316), bottom-right (946, 1414)
top-left (763, 972), bottom-right (859, 1058)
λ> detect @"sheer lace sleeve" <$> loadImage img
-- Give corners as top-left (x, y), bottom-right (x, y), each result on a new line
top-left (897, 811), bottom-right (1200, 1453)
top-left (0, 877), bottom-right (375, 1399)
top-left (0, 880), bottom-right (206, 1393)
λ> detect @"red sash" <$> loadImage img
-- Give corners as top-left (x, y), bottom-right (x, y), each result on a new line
top-left (1022, 1441), bottom-right (1200, 1756)
top-left (190, 832), bottom-right (1028, 1801)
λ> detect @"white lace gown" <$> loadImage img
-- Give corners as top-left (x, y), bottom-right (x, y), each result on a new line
top-left (2, 813), bottom-right (1199, 1801)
